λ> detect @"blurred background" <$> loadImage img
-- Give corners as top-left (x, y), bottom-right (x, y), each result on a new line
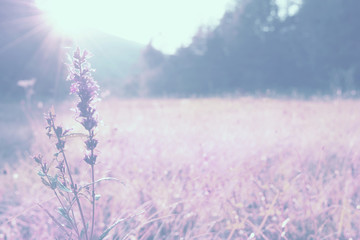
top-left (1, 0), bottom-right (360, 101)
top-left (1, 0), bottom-right (360, 163)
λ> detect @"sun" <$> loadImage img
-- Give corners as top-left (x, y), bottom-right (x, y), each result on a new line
top-left (35, 0), bottom-right (97, 37)
top-left (33, 0), bottom-right (236, 54)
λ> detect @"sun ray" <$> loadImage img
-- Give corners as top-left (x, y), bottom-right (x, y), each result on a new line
top-left (0, 0), bottom-right (76, 98)
top-left (0, 21), bottom-right (45, 55)
top-left (34, 0), bottom-right (98, 37)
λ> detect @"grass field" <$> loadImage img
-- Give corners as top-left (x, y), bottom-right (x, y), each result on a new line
top-left (0, 97), bottom-right (360, 239)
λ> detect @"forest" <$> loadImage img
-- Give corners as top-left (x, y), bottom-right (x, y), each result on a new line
top-left (134, 0), bottom-right (360, 97)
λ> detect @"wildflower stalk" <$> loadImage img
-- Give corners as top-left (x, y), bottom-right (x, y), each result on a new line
top-left (91, 164), bottom-right (95, 239)
top-left (55, 156), bottom-right (80, 236)
top-left (34, 47), bottom-right (107, 239)
top-left (67, 48), bottom-right (100, 240)
top-left (34, 154), bottom-right (80, 236)
top-left (45, 112), bottom-right (89, 240)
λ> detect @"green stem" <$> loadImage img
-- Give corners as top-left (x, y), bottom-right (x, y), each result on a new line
top-left (58, 166), bottom-right (80, 237)
top-left (61, 150), bottom-right (89, 240)
top-left (50, 117), bottom-right (89, 240)
top-left (88, 129), bottom-right (96, 240)
top-left (44, 170), bottom-right (80, 238)
top-left (90, 164), bottom-right (95, 240)
top-left (60, 149), bottom-right (89, 240)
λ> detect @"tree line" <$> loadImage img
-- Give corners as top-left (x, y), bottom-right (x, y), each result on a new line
top-left (130, 0), bottom-right (360, 97)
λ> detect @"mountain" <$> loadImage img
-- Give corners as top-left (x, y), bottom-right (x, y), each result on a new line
top-left (75, 31), bottom-right (144, 94)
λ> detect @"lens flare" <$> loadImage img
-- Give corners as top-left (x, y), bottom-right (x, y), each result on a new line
top-left (35, 0), bottom-right (95, 36)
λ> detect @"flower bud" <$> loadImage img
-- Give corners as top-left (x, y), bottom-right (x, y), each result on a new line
top-left (33, 154), bottom-right (42, 164)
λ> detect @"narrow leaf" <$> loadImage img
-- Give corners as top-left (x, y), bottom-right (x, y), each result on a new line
top-left (57, 179), bottom-right (72, 193)
top-left (98, 218), bottom-right (125, 240)
top-left (80, 223), bottom-right (89, 240)
top-left (38, 204), bottom-right (71, 238)
top-left (41, 177), bottom-right (50, 187)
top-left (81, 177), bottom-right (123, 189)
top-left (37, 170), bottom-right (46, 177)
top-left (57, 207), bottom-right (73, 224)
top-left (94, 177), bottom-right (121, 185)
top-left (58, 207), bottom-right (67, 216)
top-left (78, 177), bottom-right (123, 193)
top-left (49, 175), bottom-right (58, 190)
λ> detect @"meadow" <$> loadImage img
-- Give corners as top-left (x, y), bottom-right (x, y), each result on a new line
top-left (0, 96), bottom-right (360, 239)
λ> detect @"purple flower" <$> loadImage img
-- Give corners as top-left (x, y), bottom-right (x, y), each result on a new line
top-left (67, 48), bottom-right (100, 165)
top-left (33, 154), bottom-right (43, 164)
top-left (56, 140), bottom-right (65, 151)
top-left (85, 138), bottom-right (98, 151)
top-left (70, 82), bottom-right (78, 94)
top-left (84, 154), bottom-right (97, 165)
top-left (82, 118), bottom-right (97, 131)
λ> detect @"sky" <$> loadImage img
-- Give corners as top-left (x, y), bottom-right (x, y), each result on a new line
top-left (35, 0), bottom-right (299, 54)
top-left (35, 0), bottom-right (236, 54)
